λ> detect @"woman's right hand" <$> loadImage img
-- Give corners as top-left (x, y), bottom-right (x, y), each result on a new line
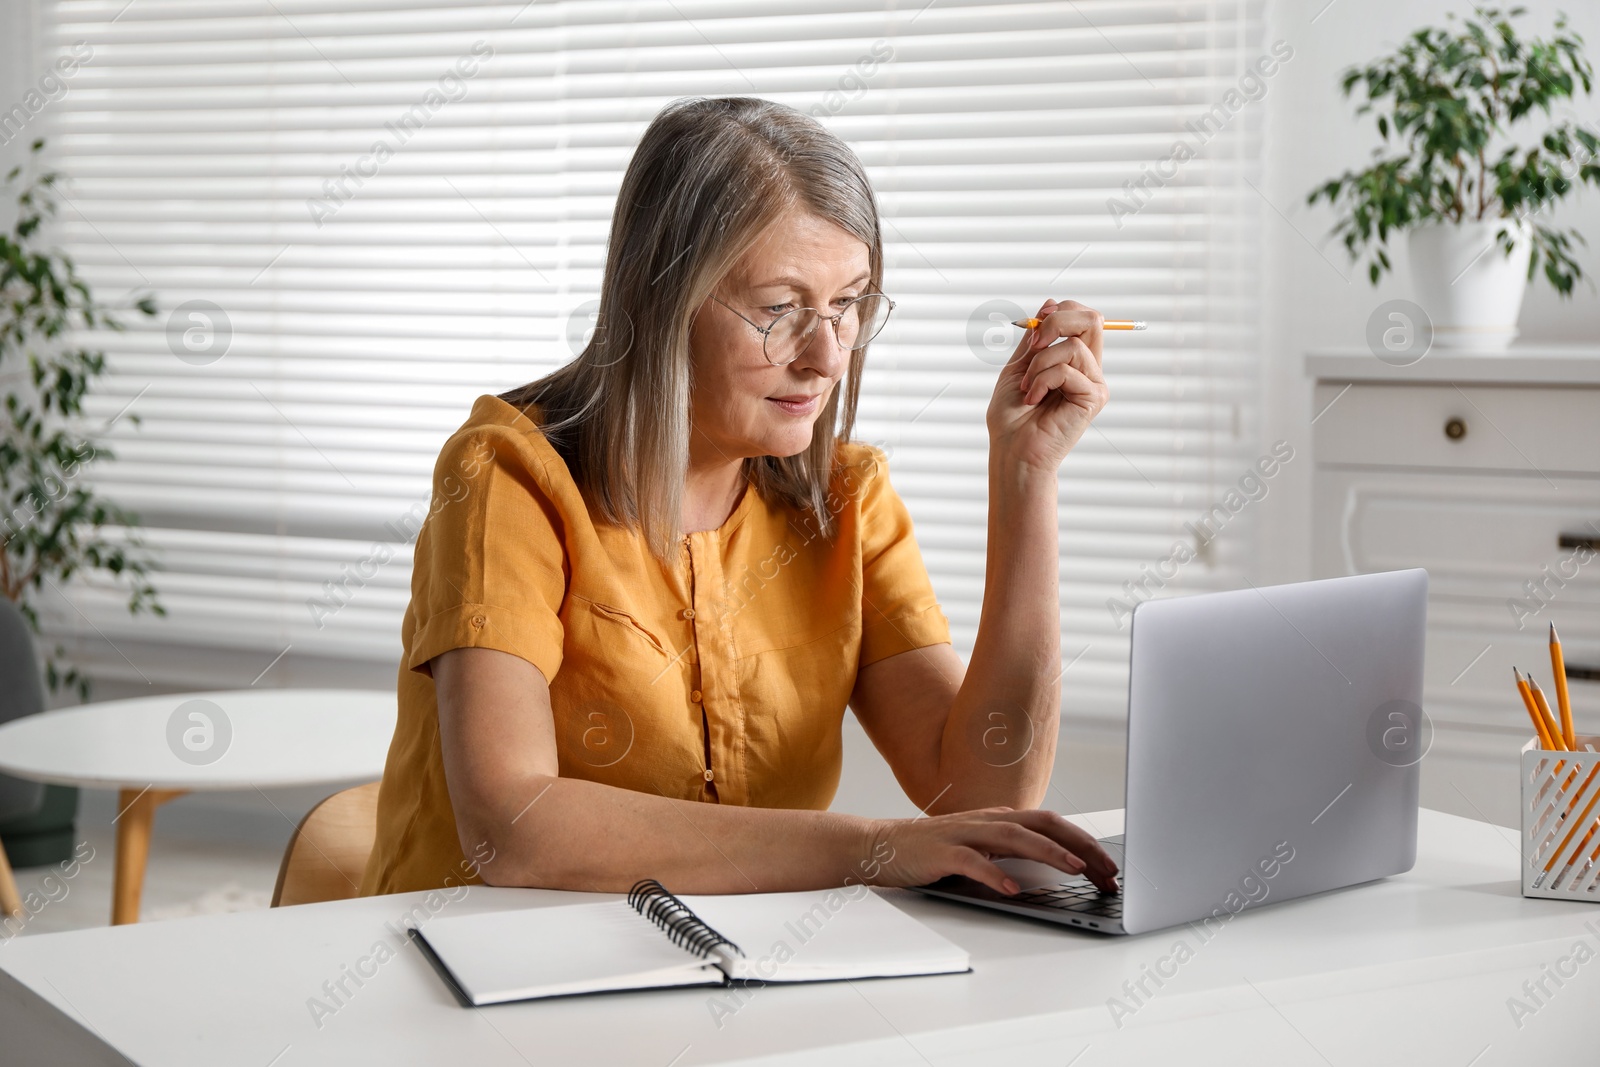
top-left (861, 807), bottom-right (1120, 896)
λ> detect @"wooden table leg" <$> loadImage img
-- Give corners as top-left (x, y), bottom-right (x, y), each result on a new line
top-left (112, 788), bottom-right (187, 926)
top-left (0, 840), bottom-right (22, 919)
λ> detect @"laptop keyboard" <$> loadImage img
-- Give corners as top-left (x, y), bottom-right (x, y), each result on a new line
top-left (1010, 881), bottom-right (1123, 918)
top-left (917, 835), bottom-right (1125, 926)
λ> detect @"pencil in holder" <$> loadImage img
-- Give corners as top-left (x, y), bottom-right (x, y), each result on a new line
top-left (1522, 735), bottom-right (1600, 901)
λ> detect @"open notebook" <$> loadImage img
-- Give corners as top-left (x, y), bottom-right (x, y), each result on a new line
top-left (412, 879), bottom-right (971, 1006)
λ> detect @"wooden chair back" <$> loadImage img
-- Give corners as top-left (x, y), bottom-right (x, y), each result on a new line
top-left (0, 843), bottom-right (22, 919)
top-left (271, 781), bottom-right (381, 908)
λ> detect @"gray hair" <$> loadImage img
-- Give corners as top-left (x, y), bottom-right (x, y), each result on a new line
top-left (498, 96), bottom-right (882, 560)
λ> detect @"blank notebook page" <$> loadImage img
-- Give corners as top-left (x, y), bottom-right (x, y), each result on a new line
top-left (417, 898), bottom-right (723, 1005)
top-left (679, 888), bottom-right (971, 982)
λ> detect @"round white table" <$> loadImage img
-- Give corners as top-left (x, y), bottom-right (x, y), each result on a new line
top-left (0, 688), bottom-right (395, 925)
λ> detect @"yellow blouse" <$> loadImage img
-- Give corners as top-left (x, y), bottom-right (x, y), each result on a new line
top-left (359, 394), bottom-right (951, 896)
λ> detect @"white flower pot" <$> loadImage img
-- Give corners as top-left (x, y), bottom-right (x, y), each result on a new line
top-left (1406, 218), bottom-right (1532, 350)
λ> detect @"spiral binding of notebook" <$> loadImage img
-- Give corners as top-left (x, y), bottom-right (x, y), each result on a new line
top-left (627, 879), bottom-right (747, 958)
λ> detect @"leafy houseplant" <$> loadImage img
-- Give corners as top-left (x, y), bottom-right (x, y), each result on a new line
top-left (1, 139), bottom-right (163, 702)
top-left (1308, 5), bottom-right (1600, 348)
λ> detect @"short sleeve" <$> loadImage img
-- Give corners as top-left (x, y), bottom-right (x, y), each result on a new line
top-left (848, 445), bottom-right (952, 666)
top-left (404, 427), bottom-right (568, 683)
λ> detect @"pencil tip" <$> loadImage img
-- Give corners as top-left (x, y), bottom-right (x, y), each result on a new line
top-left (1550, 621), bottom-right (1559, 640)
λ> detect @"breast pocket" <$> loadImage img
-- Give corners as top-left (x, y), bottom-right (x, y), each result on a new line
top-left (550, 595), bottom-right (706, 800)
top-left (569, 595), bottom-right (671, 660)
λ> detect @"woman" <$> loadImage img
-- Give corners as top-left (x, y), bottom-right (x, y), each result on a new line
top-left (359, 96), bottom-right (1118, 900)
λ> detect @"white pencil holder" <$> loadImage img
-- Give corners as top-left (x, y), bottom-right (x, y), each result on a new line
top-left (1521, 735), bottom-right (1600, 902)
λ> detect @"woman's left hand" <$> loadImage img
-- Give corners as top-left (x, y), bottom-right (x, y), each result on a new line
top-left (985, 299), bottom-right (1109, 473)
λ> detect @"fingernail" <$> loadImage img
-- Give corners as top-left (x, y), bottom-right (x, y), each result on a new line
top-left (1002, 878), bottom-right (1020, 895)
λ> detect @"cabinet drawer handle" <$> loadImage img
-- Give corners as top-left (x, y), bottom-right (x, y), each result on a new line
top-left (1559, 533), bottom-right (1599, 552)
top-left (1569, 664), bottom-right (1600, 683)
top-left (1443, 417), bottom-right (1467, 441)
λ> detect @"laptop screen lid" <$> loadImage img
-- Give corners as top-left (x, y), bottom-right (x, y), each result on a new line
top-left (1118, 569), bottom-right (1427, 936)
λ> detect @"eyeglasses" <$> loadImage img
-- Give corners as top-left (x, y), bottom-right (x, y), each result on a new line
top-left (711, 293), bottom-right (895, 367)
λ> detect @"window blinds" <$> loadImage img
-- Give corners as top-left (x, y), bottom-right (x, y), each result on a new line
top-left (39, 0), bottom-right (1264, 724)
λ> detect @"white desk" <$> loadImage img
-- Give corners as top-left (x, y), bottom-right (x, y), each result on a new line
top-left (1, 809), bottom-right (1595, 1065)
top-left (0, 688), bottom-right (395, 924)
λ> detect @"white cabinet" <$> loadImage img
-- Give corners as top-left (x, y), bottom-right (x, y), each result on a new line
top-left (1307, 348), bottom-right (1600, 764)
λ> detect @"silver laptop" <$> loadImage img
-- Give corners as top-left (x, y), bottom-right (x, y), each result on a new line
top-left (912, 569), bottom-right (1428, 935)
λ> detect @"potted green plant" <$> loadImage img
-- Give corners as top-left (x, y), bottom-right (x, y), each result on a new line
top-left (1308, 5), bottom-right (1600, 349)
top-left (0, 138), bottom-right (164, 866)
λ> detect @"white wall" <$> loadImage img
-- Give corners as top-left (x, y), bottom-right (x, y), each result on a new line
top-left (0, 0), bottom-right (42, 200)
top-left (1256, 0), bottom-right (1600, 589)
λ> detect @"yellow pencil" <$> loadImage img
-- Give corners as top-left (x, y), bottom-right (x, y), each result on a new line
top-left (1519, 668), bottom-right (1558, 750)
top-left (1530, 672), bottom-right (1584, 797)
top-left (1531, 679), bottom-right (1563, 749)
top-left (1569, 813), bottom-right (1600, 872)
top-left (1572, 736), bottom-right (1600, 883)
top-left (1012, 318), bottom-right (1146, 330)
top-left (1551, 623), bottom-right (1576, 750)
top-left (1518, 668), bottom-right (1565, 751)
top-left (1583, 802), bottom-right (1600, 870)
